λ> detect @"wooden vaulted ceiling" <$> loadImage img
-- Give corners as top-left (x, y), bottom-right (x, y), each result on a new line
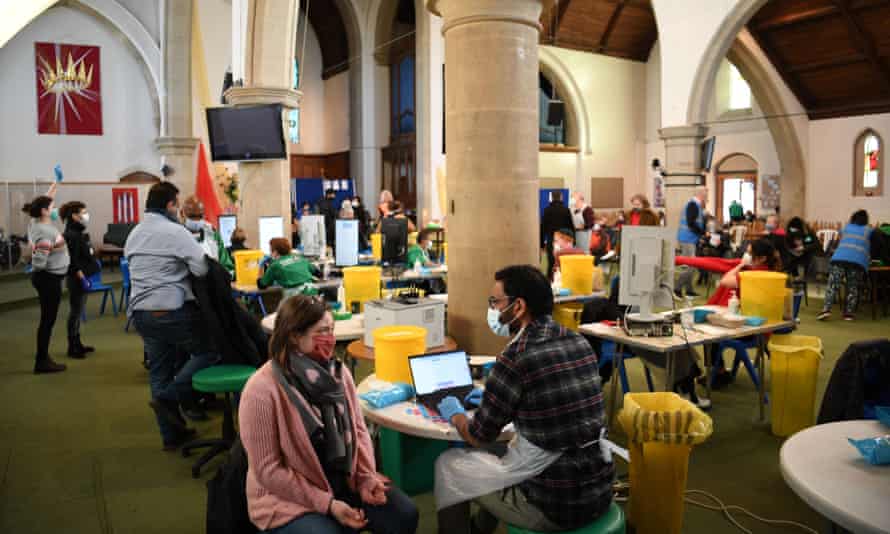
top-left (300, 0), bottom-right (349, 79)
top-left (540, 0), bottom-right (658, 62)
top-left (748, 0), bottom-right (890, 120)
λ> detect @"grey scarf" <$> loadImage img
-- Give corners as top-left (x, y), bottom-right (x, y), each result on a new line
top-left (271, 354), bottom-right (354, 474)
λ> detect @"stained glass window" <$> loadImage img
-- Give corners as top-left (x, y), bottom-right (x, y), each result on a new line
top-left (288, 58), bottom-right (300, 144)
top-left (863, 133), bottom-right (879, 188)
top-left (854, 130), bottom-right (883, 197)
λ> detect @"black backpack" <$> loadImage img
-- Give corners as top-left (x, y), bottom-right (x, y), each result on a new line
top-left (206, 438), bottom-right (258, 534)
top-left (870, 228), bottom-right (890, 265)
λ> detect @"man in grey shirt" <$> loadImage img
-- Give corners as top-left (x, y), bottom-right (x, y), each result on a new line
top-left (125, 182), bottom-right (219, 450)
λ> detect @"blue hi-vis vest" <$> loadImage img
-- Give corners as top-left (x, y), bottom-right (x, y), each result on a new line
top-left (831, 223), bottom-right (872, 270)
top-left (678, 199), bottom-right (703, 244)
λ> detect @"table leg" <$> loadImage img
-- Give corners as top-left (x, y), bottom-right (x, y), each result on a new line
top-left (607, 343), bottom-right (624, 426)
top-left (665, 351), bottom-right (675, 393)
top-left (871, 272), bottom-right (878, 321)
top-left (703, 344), bottom-right (712, 403)
top-left (756, 335), bottom-right (767, 423)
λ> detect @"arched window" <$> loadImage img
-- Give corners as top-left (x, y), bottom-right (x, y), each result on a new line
top-left (288, 58), bottom-right (300, 144)
top-left (853, 129), bottom-right (883, 197)
top-left (539, 72), bottom-right (566, 145)
top-left (728, 64), bottom-right (751, 110)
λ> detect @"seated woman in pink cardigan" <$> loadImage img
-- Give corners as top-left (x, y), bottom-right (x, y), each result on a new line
top-left (239, 295), bottom-right (418, 534)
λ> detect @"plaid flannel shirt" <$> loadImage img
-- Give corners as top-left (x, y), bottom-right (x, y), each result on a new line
top-left (469, 316), bottom-right (614, 529)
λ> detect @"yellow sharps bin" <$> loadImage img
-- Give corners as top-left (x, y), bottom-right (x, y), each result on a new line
top-left (373, 326), bottom-right (427, 385)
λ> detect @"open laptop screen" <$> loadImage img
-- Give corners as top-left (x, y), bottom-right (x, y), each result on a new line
top-left (409, 351), bottom-right (472, 396)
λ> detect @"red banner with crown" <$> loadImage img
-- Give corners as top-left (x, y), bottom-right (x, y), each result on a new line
top-left (35, 42), bottom-right (102, 135)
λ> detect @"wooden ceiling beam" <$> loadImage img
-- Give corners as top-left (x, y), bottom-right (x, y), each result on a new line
top-left (788, 52), bottom-right (868, 73)
top-left (750, 31), bottom-right (815, 108)
top-left (833, 0), bottom-right (890, 90)
top-left (809, 97), bottom-right (890, 119)
top-left (752, 5), bottom-right (839, 31)
top-left (597, 0), bottom-right (629, 53)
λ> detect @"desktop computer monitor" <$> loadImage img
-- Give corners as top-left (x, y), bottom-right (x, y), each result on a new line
top-left (300, 215), bottom-right (326, 257)
top-left (258, 216), bottom-right (284, 255)
top-left (218, 215), bottom-right (237, 248)
top-left (619, 226), bottom-right (675, 321)
top-left (336, 219), bottom-right (359, 266)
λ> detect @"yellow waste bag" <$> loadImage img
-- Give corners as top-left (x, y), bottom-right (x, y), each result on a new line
top-left (618, 392), bottom-right (713, 534)
top-left (768, 334), bottom-right (823, 437)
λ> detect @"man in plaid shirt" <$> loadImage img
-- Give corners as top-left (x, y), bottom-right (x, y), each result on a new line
top-left (436, 265), bottom-right (614, 533)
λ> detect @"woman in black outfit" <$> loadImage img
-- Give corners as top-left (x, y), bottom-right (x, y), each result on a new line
top-left (60, 201), bottom-right (98, 358)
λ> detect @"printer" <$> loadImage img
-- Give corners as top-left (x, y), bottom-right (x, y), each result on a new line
top-left (363, 297), bottom-right (446, 348)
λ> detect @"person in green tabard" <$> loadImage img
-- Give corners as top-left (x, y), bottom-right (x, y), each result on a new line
top-left (405, 229), bottom-right (439, 269)
top-left (257, 238), bottom-right (318, 296)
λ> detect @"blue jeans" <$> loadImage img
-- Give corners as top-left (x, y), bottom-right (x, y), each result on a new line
top-left (133, 304), bottom-right (220, 442)
top-left (262, 488), bottom-right (418, 534)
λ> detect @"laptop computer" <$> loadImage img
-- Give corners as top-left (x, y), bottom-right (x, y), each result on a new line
top-left (408, 351), bottom-right (475, 414)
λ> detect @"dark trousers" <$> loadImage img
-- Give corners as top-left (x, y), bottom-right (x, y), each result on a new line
top-left (132, 304), bottom-right (220, 443)
top-left (66, 276), bottom-right (87, 346)
top-left (261, 487), bottom-right (419, 534)
top-left (823, 262), bottom-right (867, 315)
top-left (30, 271), bottom-right (64, 361)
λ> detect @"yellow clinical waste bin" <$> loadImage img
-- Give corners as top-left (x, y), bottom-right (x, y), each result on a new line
top-left (233, 250), bottom-right (265, 284)
top-left (374, 326), bottom-right (427, 385)
top-left (553, 303), bottom-right (584, 331)
top-left (371, 233), bottom-right (382, 261)
top-left (739, 271), bottom-right (787, 322)
top-left (343, 266), bottom-right (382, 313)
top-left (768, 334), bottom-right (823, 437)
top-left (559, 254), bottom-right (595, 295)
top-left (618, 392), bottom-right (713, 534)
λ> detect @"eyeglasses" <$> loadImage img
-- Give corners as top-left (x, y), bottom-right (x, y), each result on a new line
top-left (487, 296), bottom-right (514, 309)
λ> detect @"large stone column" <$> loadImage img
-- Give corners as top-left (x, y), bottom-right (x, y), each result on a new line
top-left (427, 0), bottom-right (543, 354)
top-left (156, 0), bottom-right (199, 196)
top-left (226, 0), bottom-right (300, 249)
top-left (659, 124), bottom-right (707, 229)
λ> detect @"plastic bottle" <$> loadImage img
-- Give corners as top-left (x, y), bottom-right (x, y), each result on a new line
top-left (552, 269), bottom-right (562, 293)
top-left (728, 290), bottom-right (740, 315)
top-left (414, 259), bottom-right (422, 274)
top-left (337, 284), bottom-right (346, 308)
top-left (323, 261), bottom-right (331, 280)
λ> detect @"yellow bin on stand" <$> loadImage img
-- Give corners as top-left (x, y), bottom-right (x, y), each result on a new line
top-left (233, 250), bottom-right (265, 284)
top-left (371, 234), bottom-right (382, 261)
top-left (560, 255), bottom-right (594, 295)
top-left (374, 326), bottom-right (427, 385)
top-left (739, 271), bottom-right (787, 321)
top-left (343, 266), bottom-right (381, 313)
top-left (618, 392), bottom-right (713, 534)
top-left (554, 303), bottom-right (584, 331)
top-left (768, 334), bottom-right (823, 437)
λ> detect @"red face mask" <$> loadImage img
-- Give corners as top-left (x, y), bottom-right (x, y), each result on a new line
top-left (309, 334), bottom-right (336, 362)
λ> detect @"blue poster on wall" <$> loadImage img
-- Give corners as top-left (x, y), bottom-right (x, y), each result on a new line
top-left (539, 188), bottom-right (570, 219)
top-left (291, 178), bottom-right (355, 215)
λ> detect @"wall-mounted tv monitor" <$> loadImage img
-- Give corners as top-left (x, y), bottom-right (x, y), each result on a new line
top-left (700, 137), bottom-right (716, 172)
top-left (206, 104), bottom-right (286, 161)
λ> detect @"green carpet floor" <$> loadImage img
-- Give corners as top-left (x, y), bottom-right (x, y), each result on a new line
top-left (1, 289), bottom-right (887, 533)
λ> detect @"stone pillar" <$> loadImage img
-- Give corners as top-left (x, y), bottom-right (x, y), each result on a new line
top-left (427, 0), bottom-right (543, 354)
top-left (227, 0), bottom-right (300, 249)
top-left (659, 124), bottom-right (707, 230)
top-left (156, 0), bottom-right (199, 197)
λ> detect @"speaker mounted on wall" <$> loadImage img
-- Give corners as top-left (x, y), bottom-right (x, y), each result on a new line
top-left (547, 100), bottom-right (565, 126)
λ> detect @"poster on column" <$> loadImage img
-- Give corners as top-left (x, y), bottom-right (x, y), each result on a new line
top-left (35, 42), bottom-right (103, 135)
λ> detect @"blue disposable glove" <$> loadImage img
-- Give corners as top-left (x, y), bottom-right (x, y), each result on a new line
top-left (437, 396), bottom-right (465, 422)
top-left (54, 164), bottom-right (64, 182)
top-left (80, 277), bottom-right (92, 291)
top-left (464, 388), bottom-right (484, 408)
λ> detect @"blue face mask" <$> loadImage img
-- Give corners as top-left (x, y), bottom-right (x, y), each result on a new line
top-left (49, 208), bottom-right (59, 221)
top-left (487, 301), bottom-right (515, 337)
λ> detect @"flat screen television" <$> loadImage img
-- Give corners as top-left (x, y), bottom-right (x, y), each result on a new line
top-left (700, 137), bottom-right (716, 172)
top-left (206, 104), bottom-right (286, 161)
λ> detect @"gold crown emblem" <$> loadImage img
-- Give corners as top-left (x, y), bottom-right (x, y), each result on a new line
top-left (39, 52), bottom-right (93, 93)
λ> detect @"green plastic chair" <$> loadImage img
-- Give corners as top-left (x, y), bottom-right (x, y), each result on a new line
top-left (507, 502), bottom-right (625, 534)
top-left (182, 365), bottom-right (256, 478)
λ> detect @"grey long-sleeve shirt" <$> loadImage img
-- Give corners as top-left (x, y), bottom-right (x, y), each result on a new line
top-left (124, 212), bottom-right (209, 312)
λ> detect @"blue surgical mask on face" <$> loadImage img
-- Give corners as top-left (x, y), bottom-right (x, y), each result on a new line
top-left (185, 219), bottom-right (204, 232)
top-left (49, 208), bottom-right (59, 221)
top-left (486, 301), bottom-right (515, 337)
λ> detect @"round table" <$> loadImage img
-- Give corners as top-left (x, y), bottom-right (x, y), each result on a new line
top-left (780, 420), bottom-right (890, 534)
top-left (357, 374), bottom-right (513, 442)
top-left (347, 336), bottom-right (458, 364)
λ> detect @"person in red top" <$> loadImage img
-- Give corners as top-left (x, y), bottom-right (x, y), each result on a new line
top-left (588, 218), bottom-right (613, 262)
top-left (552, 228), bottom-right (585, 280)
top-left (708, 239), bottom-right (782, 307)
top-left (625, 194), bottom-right (659, 226)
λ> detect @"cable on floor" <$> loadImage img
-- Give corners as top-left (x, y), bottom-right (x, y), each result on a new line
top-left (684, 489), bottom-right (820, 534)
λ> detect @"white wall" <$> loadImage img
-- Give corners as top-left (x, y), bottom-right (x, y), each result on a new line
top-left (0, 4), bottom-right (160, 182)
top-left (116, 0), bottom-right (160, 45)
top-left (291, 20), bottom-right (350, 155)
top-left (537, 46), bottom-right (648, 209)
top-left (809, 114), bottom-right (890, 223)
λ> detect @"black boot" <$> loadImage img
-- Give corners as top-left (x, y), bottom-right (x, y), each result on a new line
top-left (149, 398), bottom-right (189, 431)
top-left (75, 336), bottom-right (95, 354)
top-left (67, 339), bottom-right (86, 359)
top-left (34, 356), bottom-right (67, 374)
